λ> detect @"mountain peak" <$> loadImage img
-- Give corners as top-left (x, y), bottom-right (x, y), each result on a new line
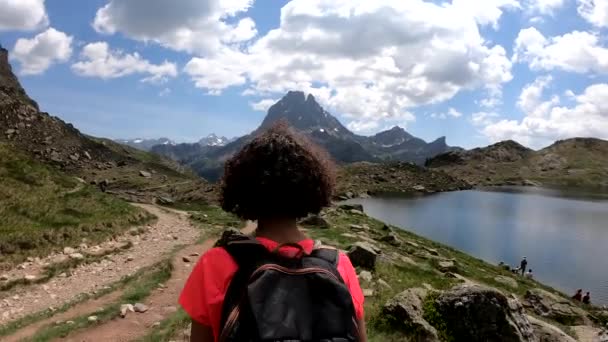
top-left (199, 134), bottom-right (231, 147)
top-left (259, 90), bottom-right (351, 137)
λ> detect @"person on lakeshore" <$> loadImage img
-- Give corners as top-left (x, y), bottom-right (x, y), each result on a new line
top-left (179, 122), bottom-right (366, 342)
top-left (572, 289), bottom-right (583, 301)
top-left (525, 269), bottom-right (534, 279)
top-left (582, 292), bottom-right (591, 305)
top-left (519, 256), bottom-right (528, 276)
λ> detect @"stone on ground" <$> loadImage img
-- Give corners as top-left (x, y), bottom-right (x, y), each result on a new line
top-left (436, 260), bottom-right (457, 273)
top-left (523, 288), bottom-right (587, 325)
top-left (88, 315), bottom-right (98, 322)
top-left (362, 289), bottom-right (375, 297)
top-left (527, 315), bottom-right (576, 342)
top-left (358, 270), bottom-right (373, 283)
top-left (434, 284), bottom-right (535, 342)
top-left (120, 304), bottom-right (134, 318)
top-left (63, 247), bottom-right (76, 254)
top-left (134, 303), bottom-right (149, 313)
top-left (380, 232), bottom-right (402, 246)
top-left (347, 242), bottom-right (378, 270)
top-left (378, 279), bottom-right (392, 290)
top-left (139, 170), bottom-right (152, 178)
top-left (382, 288), bottom-right (439, 341)
top-left (299, 215), bottom-right (330, 229)
top-left (338, 204), bottom-right (364, 212)
top-left (69, 253), bottom-right (84, 260)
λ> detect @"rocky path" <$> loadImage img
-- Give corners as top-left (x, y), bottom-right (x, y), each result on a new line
top-left (0, 204), bottom-right (198, 326)
top-left (57, 222), bottom-right (256, 342)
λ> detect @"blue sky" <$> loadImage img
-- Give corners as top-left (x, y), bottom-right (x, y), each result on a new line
top-left (1, 0), bottom-right (608, 149)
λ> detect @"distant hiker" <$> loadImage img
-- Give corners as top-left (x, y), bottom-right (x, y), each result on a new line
top-left (525, 269), bottom-right (534, 279)
top-left (179, 122), bottom-right (366, 342)
top-left (520, 256), bottom-right (528, 276)
top-left (573, 289), bottom-right (583, 301)
top-left (582, 292), bottom-right (591, 305)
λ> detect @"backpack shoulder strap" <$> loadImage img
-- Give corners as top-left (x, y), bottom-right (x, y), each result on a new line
top-left (215, 228), bottom-right (269, 269)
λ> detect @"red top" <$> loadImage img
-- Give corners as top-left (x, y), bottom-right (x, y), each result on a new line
top-left (179, 237), bottom-right (365, 342)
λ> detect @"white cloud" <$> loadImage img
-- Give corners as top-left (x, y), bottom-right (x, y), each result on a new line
top-left (347, 120), bottom-right (381, 134)
top-left (92, 0), bottom-right (256, 54)
top-left (517, 75), bottom-right (559, 118)
top-left (0, 0), bottom-right (48, 31)
top-left (448, 107), bottom-right (463, 118)
top-left (183, 0), bottom-right (514, 132)
top-left (12, 28), bottom-right (73, 75)
top-left (481, 83), bottom-right (608, 147)
top-left (514, 28), bottom-right (608, 74)
top-left (471, 111), bottom-right (500, 126)
top-left (71, 42), bottom-right (177, 82)
top-left (526, 0), bottom-right (565, 15)
top-left (249, 98), bottom-right (277, 112)
top-left (431, 107), bottom-right (463, 119)
top-left (159, 87), bottom-right (171, 97)
top-left (578, 0), bottom-right (608, 27)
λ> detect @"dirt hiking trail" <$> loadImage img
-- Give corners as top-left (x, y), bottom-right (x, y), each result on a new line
top-left (2, 204), bottom-right (254, 342)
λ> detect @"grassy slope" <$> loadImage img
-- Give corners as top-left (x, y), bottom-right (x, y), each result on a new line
top-left (429, 138), bottom-right (608, 188)
top-left (336, 162), bottom-right (471, 198)
top-left (306, 207), bottom-right (590, 341)
top-left (0, 143), bottom-right (153, 266)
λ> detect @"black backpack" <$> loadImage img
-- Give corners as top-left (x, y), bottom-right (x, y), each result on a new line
top-left (215, 229), bottom-right (360, 342)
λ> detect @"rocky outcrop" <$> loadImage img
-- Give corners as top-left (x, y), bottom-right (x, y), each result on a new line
top-left (527, 315), bottom-right (576, 342)
top-left (382, 288), bottom-right (440, 341)
top-left (434, 284), bottom-right (535, 342)
top-left (299, 215), bottom-right (330, 229)
top-left (347, 242), bottom-right (378, 270)
top-left (523, 289), bottom-right (588, 325)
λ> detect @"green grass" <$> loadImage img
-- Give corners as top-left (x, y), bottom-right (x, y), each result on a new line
top-left (19, 260), bottom-right (173, 342)
top-left (300, 206), bottom-right (580, 341)
top-left (0, 143), bottom-right (154, 265)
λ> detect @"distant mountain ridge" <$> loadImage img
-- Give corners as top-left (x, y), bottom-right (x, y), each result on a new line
top-left (155, 91), bottom-right (455, 180)
top-left (115, 137), bottom-right (175, 151)
top-left (426, 138), bottom-right (608, 188)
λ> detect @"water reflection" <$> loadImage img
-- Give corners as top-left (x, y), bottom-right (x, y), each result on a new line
top-left (346, 188), bottom-right (608, 305)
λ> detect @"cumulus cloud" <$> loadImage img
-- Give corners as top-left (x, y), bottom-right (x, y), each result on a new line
top-left (71, 42), bottom-right (177, 82)
top-left (182, 0), bottom-right (514, 132)
top-left (526, 0), bottom-right (565, 14)
top-left (481, 82), bottom-right (608, 147)
top-left (578, 0), bottom-right (608, 27)
top-left (431, 107), bottom-right (463, 119)
top-left (92, 0), bottom-right (256, 54)
top-left (249, 98), bottom-right (277, 112)
top-left (514, 28), bottom-right (608, 74)
top-left (471, 111), bottom-right (500, 126)
top-left (12, 28), bottom-right (73, 75)
top-left (0, 0), bottom-right (48, 31)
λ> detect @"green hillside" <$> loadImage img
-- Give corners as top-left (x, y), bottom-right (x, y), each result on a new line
top-left (0, 143), bottom-right (153, 266)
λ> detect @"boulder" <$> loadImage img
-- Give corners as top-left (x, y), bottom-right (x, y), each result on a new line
top-left (380, 232), bottom-right (401, 246)
top-left (349, 209), bottom-right (365, 215)
top-left (338, 204), bottom-right (364, 212)
top-left (347, 242), bottom-right (378, 270)
top-left (139, 170), bottom-right (152, 178)
top-left (495, 276), bottom-right (519, 289)
top-left (527, 315), bottom-right (576, 342)
top-left (299, 215), bottom-right (330, 229)
top-left (157, 196), bottom-right (175, 205)
top-left (349, 224), bottom-right (368, 233)
top-left (434, 284), bottom-right (535, 342)
top-left (436, 260), bottom-right (457, 273)
top-left (523, 289), bottom-right (587, 325)
top-left (358, 271), bottom-right (373, 283)
top-left (382, 288), bottom-right (439, 341)
top-left (88, 316), bottom-right (98, 322)
top-left (424, 247), bottom-right (440, 256)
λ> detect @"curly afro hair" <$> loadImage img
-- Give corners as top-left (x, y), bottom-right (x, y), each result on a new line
top-left (220, 121), bottom-right (336, 220)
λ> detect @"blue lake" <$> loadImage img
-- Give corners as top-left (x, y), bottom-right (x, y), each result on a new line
top-left (345, 187), bottom-right (608, 305)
